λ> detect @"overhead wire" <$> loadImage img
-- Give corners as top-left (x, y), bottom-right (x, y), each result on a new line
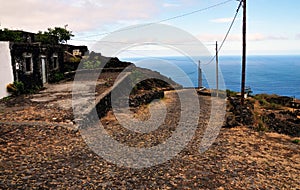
top-left (123, 0), bottom-right (243, 76)
top-left (119, 0), bottom-right (242, 66)
top-left (203, 0), bottom-right (243, 65)
top-left (71, 39), bottom-right (219, 47)
top-left (71, 0), bottom-right (241, 67)
top-left (73, 0), bottom-right (242, 77)
top-left (72, 0), bottom-right (235, 40)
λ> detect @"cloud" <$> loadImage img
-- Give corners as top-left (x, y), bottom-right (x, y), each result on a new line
top-left (267, 35), bottom-right (288, 40)
top-left (248, 33), bottom-right (265, 41)
top-left (0, 0), bottom-right (160, 33)
top-left (196, 33), bottom-right (288, 43)
top-left (197, 34), bottom-right (240, 42)
top-left (163, 3), bottom-right (181, 7)
top-left (248, 33), bottom-right (288, 41)
top-left (210, 17), bottom-right (234, 23)
top-left (296, 34), bottom-right (300, 40)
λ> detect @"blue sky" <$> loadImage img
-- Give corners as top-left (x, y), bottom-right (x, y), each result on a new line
top-left (0, 0), bottom-right (299, 55)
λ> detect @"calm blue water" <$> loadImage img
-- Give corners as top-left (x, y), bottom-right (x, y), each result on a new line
top-left (122, 55), bottom-right (300, 99)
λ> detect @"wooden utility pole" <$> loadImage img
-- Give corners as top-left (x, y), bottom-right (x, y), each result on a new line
top-left (241, 0), bottom-right (247, 105)
top-left (216, 41), bottom-right (219, 97)
top-left (198, 60), bottom-right (202, 88)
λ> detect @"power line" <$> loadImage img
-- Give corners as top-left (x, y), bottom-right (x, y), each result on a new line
top-left (120, 50), bottom-right (200, 63)
top-left (154, 0), bottom-right (235, 23)
top-left (203, 0), bottom-right (242, 65)
top-left (113, 0), bottom-right (241, 65)
top-left (72, 0), bottom-right (235, 40)
top-left (71, 39), bottom-right (218, 47)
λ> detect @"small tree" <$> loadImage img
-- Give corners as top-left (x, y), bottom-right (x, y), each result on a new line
top-left (46, 27), bottom-right (74, 44)
top-left (82, 56), bottom-right (102, 69)
top-left (35, 31), bottom-right (57, 44)
top-left (0, 28), bottom-right (23, 42)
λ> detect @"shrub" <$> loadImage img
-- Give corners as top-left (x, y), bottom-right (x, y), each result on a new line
top-left (69, 57), bottom-right (81, 63)
top-left (82, 56), bottom-right (102, 69)
top-left (226, 89), bottom-right (238, 97)
top-left (258, 99), bottom-right (269, 106)
top-left (6, 81), bottom-right (25, 95)
top-left (292, 139), bottom-right (300, 144)
top-left (6, 83), bottom-right (16, 93)
top-left (49, 73), bottom-right (65, 83)
top-left (1, 96), bottom-right (11, 102)
top-left (265, 103), bottom-right (283, 110)
top-left (257, 120), bottom-right (268, 132)
top-left (254, 94), bottom-right (269, 100)
top-left (28, 85), bottom-right (42, 94)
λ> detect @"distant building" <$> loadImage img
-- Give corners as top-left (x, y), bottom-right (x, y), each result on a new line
top-left (0, 29), bottom-right (88, 99)
top-left (290, 98), bottom-right (300, 109)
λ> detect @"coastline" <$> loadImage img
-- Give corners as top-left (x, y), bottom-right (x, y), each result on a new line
top-left (122, 55), bottom-right (300, 99)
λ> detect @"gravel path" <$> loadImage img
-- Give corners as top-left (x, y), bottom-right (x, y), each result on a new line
top-left (0, 72), bottom-right (120, 126)
top-left (0, 89), bottom-right (299, 189)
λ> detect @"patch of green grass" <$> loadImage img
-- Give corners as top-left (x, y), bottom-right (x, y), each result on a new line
top-left (254, 94), bottom-right (269, 99)
top-left (254, 94), bottom-right (283, 110)
top-left (53, 73), bottom-right (65, 82)
top-left (265, 103), bottom-right (283, 110)
top-left (259, 99), bottom-right (269, 106)
top-left (292, 139), bottom-right (300, 144)
top-left (257, 121), bottom-right (268, 132)
top-left (226, 89), bottom-right (238, 97)
top-left (1, 96), bottom-right (11, 101)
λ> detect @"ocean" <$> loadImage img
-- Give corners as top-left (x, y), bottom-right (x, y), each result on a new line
top-left (121, 55), bottom-right (300, 99)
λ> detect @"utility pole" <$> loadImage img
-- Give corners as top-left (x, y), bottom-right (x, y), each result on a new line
top-left (241, 0), bottom-right (247, 105)
top-left (198, 60), bottom-right (202, 88)
top-left (216, 41), bottom-right (219, 97)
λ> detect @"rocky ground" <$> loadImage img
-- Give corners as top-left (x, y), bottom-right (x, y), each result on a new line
top-left (0, 71), bottom-right (300, 189)
top-left (225, 93), bottom-right (300, 137)
top-left (0, 72), bottom-right (120, 125)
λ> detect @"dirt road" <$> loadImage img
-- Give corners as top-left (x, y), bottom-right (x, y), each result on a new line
top-left (1, 88), bottom-right (299, 189)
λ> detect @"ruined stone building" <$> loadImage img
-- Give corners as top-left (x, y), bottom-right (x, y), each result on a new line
top-left (0, 30), bottom-right (88, 98)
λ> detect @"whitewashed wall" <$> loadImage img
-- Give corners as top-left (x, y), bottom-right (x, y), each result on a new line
top-left (0, 42), bottom-right (14, 99)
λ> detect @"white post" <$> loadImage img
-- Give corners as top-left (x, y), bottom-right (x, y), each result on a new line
top-left (216, 41), bottom-right (219, 97)
top-left (198, 60), bottom-right (202, 88)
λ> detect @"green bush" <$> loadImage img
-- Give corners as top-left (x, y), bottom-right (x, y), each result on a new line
top-left (51, 73), bottom-right (65, 83)
top-left (259, 99), bottom-right (269, 106)
top-left (1, 96), bottom-right (11, 101)
top-left (255, 95), bottom-right (282, 110)
top-left (6, 81), bottom-right (25, 95)
top-left (292, 139), bottom-right (300, 144)
top-left (28, 85), bottom-right (42, 94)
top-left (226, 89), bottom-right (238, 97)
top-left (82, 56), bottom-right (102, 69)
top-left (254, 94), bottom-right (268, 104)
top-left (265, 103), bottom-right (283, 110)
top-left (7, 81), bottom-right (43, 95)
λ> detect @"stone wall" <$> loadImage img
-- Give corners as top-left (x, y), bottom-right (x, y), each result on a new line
top-left (77, 71), bottom-right (166, 127)
top-left (10, 43), bottom-right (64, 89)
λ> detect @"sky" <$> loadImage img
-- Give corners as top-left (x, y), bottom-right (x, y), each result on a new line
top-left (0, 0), bottom-right (299, 56)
